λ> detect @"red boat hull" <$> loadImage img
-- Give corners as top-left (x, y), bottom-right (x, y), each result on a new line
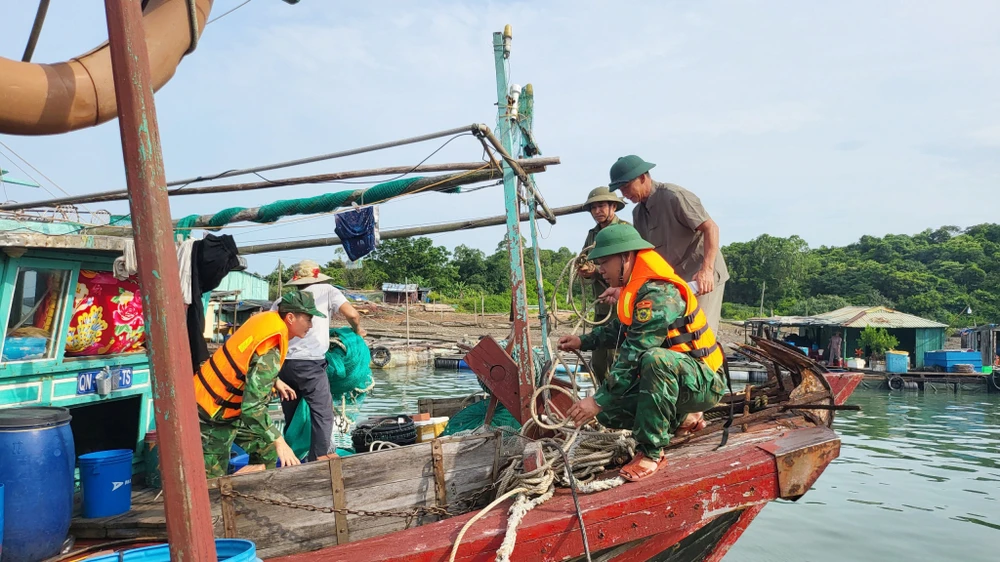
top-left (271, 373), bottom-right (862, 562)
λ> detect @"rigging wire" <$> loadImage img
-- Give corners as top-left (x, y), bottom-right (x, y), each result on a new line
top-left (207, 0), bottom-right (253, 25)
top-left (247, 133), bottom-right (476, 187)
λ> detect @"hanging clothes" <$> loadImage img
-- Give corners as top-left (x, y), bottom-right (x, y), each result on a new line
top-left (186, 234), bottom-right (241, 372)
top-left (112, 240), bottom-right (137, 281)
top-left (334, 206), bottom-right (379, 262)
top-left (176, 239), bottom-right (196, 305)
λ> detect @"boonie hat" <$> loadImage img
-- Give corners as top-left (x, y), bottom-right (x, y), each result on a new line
top-left (285, 259), bottom-right (332, 286)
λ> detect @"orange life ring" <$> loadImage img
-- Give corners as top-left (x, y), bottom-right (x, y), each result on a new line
top-left (0, 0), bottom-right (213, 136)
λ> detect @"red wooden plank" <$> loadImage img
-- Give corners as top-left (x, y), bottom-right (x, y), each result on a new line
top-left (702, 503), bottom-right (767, 562)
top-left (272, 439), bottom-right (781, 562)
top-left (606, 519), bottom-right (714, 562)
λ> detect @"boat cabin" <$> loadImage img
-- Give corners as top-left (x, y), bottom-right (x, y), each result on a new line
top-left (0, 219), bottom-right (153, 476)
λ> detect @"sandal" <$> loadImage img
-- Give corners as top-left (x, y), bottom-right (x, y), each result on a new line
top-left (620, 452), bottom-right (667, 482)
top-left (674, 412), bottom-right (707, 437)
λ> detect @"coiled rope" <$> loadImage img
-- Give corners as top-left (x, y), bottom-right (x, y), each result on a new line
top-left (448, 383), bottom-right (634, 562)
top-left (548, 245), bottom-right (614, 330)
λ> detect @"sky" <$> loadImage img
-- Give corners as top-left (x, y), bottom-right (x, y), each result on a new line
top-left (1, 0), bottom-right (998, 276)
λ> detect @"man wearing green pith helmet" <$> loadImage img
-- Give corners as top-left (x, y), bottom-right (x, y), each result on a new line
top-left (577, 186), bottom-right (629, 385)
top-left (558, 223), bottom-right (726, 482)
top-left (606, 155), bottom-right (728, 334)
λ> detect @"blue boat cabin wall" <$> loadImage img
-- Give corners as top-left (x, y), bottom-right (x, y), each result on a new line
top-left (0, 248), bottom-right (154, 476)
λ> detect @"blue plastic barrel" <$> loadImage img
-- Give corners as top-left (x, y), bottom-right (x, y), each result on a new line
top-left (0, 406), bottom-right (75, 562)
top-left (85, 539), bottom-right (261, 562)
top-left (1, 482), bottom-right (5, 560)
top-left (79, 449), bottom-right (134, 518)
top-left (229, 444), bottom-right (250, 475)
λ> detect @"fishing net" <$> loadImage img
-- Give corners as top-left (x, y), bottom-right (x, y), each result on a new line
top-left (441, 399), bottom-right (522, 436)
top-left (284, 328), bottom-right (374, 459)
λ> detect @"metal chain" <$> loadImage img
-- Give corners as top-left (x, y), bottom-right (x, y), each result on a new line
top-left (220, 488), bottom-right (455, 519)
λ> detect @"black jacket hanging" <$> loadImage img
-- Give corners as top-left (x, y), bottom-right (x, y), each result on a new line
top-left (187, 233), bottom-right (241, 373)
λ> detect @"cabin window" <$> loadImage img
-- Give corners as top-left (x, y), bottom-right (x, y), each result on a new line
top-left (2, 267), bottom-right (72, 362)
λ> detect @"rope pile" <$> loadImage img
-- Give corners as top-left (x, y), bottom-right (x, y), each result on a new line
top-left (448, 382), bottom-right (635, 562)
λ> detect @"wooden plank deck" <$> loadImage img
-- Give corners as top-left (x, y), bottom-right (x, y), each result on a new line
top-left (70, 487), bottom-right (168, 540)
top-left (69, 433), bottom-right (501, 560)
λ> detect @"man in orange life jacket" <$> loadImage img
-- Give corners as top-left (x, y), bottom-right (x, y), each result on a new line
top-left (195, 291), bottom-right (324, 478)
top-left (558, 224), bottom-right (726, 482)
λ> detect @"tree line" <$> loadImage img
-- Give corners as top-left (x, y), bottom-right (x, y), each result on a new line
top-left (262, 223), bottom-right (1000, 327)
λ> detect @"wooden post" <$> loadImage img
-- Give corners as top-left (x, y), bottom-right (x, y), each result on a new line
top-left (102, 1), bottom-right (217, 560)
top-left (405, 277), bottom-right (411, 346)
top-left (277, 259), bottom-right (283, 295)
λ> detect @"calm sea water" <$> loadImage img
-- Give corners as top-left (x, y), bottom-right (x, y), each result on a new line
top-left (352, 365), bottom-right (999, 561)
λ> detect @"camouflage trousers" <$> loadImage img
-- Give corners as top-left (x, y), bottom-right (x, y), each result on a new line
top-left (596, 348), bottom-right (726, 458)
top-left (589, 347), bottom-right (617, 387)
top-left (201, 420), bottom-right (278, 479)
top-left (588, 306), bottom-right (616, 386)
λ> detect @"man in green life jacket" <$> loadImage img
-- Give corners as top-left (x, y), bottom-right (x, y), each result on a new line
top-left (558, 224), bottom-right (727, 482)
top-left (577, 186), bottom-right (629, 385)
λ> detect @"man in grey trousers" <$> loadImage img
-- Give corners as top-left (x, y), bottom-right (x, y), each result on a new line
top-left (271, 260), bottom-right (365, 461)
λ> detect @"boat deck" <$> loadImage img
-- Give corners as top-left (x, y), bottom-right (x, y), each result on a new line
top-left (71, 487), bottom-right (168, 540)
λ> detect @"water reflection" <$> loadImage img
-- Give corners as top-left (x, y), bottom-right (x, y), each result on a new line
top-left (731, 387), bottom-right (999, 562)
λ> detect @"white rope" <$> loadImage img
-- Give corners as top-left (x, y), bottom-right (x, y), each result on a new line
top-left (496, 488), bottom-right (555, 562)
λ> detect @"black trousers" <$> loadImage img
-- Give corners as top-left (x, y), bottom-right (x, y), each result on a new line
top-left (278, 359), bottom-right (334, 461)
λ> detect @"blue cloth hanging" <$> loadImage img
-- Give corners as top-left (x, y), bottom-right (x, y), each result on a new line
top-left (335, 206), bottom-right (379, 261)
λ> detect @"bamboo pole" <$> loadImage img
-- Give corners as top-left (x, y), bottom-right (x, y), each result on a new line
top-left (175, 167), bottom-right (535, 230)
top-left (237, 203), bottom-right (588, 255)
top-left (0, 157), bottom-right (559, 211)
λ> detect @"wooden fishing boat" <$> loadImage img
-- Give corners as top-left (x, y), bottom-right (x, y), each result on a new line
top-left (2, 7), bottom-right (864, 560)
top-left (186, 336), bottom-right (862, 561)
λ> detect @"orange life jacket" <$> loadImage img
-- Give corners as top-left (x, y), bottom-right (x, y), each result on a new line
top-left (193, 311), bottom-right (288, 421)
top-left (617, 249), bottom-right (724, 372)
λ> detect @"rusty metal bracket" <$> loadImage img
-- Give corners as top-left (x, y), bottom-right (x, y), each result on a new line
top-left (464, 335), bottom-right (532, 424)
top-left (328, 456), bottom-right (350, 544)
top-left (758, 426), bottom-right (841, 501)
top-left (431, 439), bottom-right (448, 513)
top-left (219, 477), bottom-right (238, 538)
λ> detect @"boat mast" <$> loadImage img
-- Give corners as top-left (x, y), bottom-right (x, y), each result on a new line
top-left (103, 1), bottom-right (217, 560)
top-left (493, 25), bottom-right (537, 417)
top-left (516, 84), bottom-right (553, 363)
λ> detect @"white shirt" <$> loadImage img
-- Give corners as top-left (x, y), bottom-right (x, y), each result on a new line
top-left (271, 284), bottom-right (348, 360)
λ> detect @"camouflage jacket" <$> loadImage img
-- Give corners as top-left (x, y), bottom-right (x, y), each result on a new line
top-left (581, 215), bottom-right (629, 305)
top-left (579, 280), bottom-right (686, 409)
top-left (236, 347), bottom-right (283, 444)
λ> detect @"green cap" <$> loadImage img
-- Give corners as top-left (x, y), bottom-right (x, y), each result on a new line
top-left (583, 186), bottom-right (626, 211)
top-left (587, 223), bottom-right (654, 260)
top-left (608, 155), bottom-right (656, 190)
top-left (277, 290), bottom-right (326, 318)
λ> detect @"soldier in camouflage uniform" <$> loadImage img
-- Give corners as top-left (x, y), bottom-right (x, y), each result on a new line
top-left (577, 187), bottom-right (629, 385)
top-left (198, 291), bottom-right (324, 478)
top-left (559, 224), bottom-right (726, 482)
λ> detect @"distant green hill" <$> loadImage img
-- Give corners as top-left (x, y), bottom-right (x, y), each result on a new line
top-left (721, 224), bottom-right (1000, 327)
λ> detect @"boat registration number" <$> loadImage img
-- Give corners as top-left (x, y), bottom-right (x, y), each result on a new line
top-left (77, 367), bottom-right (134, 395)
